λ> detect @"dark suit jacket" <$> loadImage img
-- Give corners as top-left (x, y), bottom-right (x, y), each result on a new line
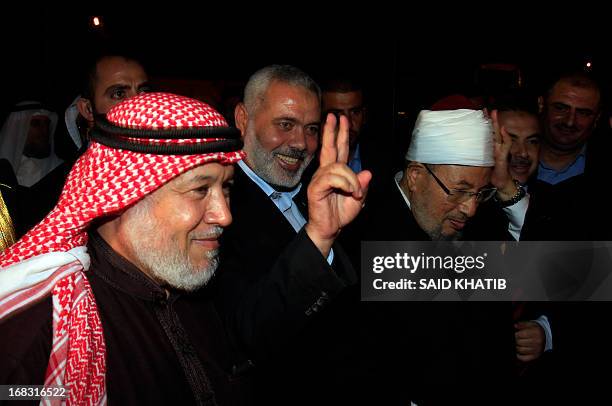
top-left (517, 134), bottom-right (612, 399)
top-left (214, 165), bottom-right (359, 405)
top-left (361, 177), bottom-right (516, 405)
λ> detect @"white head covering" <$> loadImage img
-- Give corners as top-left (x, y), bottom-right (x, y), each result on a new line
top-left (405, 109), bottom-right (494, 167)
top-left (64, 95), bottom-right (84, 150)
top-left (0, 102), bottom-right (62, 187)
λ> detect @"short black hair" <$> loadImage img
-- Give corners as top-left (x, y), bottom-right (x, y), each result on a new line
top-left (544, 70), bottom-right (602, 109)
top-left (80, 45), bottom-right (146, 100)
top-left (319, 76), bottom-right (363, 94)
top-left (491, 90), bottom-right (539, 115)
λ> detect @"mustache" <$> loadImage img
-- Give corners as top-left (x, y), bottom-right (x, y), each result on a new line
top-left (273, 147), bottom-right (308, 160)
top-left (447, 214), bottom-right (469, 223)
top-left (190, 226), bottom-right (224, 240)
top-left (510, 157), bottom-right (532, 166)
top-left (555, 123), bottom-right (579, 133)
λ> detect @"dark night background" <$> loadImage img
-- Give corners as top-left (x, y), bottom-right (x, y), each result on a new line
top-left (2, 8), bottom-right (610, 172)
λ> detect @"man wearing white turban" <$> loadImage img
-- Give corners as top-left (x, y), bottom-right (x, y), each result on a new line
top-left (404, 109), bottom-right (499, 239)
top-left (362, 108), bottom-right (532, 405)
top-left (368, 109), bottom-right (524, 241)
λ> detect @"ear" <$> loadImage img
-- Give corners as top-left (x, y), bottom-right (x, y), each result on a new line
top-left (234, 103), bottom-right (248, 139)
top-left (77, 98), bottom-right (94, 122)
top-left (594, 111), bottom-right (602, 129)
top-left (537, 96), bottom-right (545, 114)
top-left (405, 162), bottom-right (424, 192)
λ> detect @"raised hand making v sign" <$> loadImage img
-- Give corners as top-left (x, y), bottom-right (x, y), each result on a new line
top-left (305, 113), bottom-right (372, 257)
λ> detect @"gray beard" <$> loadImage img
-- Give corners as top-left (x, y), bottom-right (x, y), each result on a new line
top-left (431, 229), bottom-right (462, 241)
top-left (245, 129), bottom-right (313, 188)
top-left (124, 204), bottom-right (222, 292)
top-left (411, 198), bottom-right (462, 242)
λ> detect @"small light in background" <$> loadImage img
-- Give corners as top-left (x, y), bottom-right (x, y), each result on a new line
top-left (586, 62), bottom-right (592, 68)
top-left (90, 16), bottom-right (103, 29)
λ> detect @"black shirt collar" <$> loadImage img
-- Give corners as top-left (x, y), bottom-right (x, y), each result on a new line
top-left (87, 230), bottom-right (172, 302)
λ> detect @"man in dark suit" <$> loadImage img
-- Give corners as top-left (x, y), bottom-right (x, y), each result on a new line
top-left (528, 70), bottom-right (607, 240)
top-left (320, 77), bottom-right (367, 173)
top-left (364, 109), bottom-right (529, 405)
top-left (526, 71), bottom-right (612, 400)
top-left (318, 76), bottom-right (393, 268)
top-left (215, 65), bottom-right (371, 404)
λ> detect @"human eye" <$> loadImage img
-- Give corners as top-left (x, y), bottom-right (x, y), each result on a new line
top-left (192, 184), bottom-right (210, 197)
top-left (278, 121), bottom-right (294, 131)
top-left (138, 85), bottom-right (152, 94)
top-left (326, 110), bottom-right (342, 120)
top-left (350, 107), bottom-right (363, 116)
top-left (449, 189), bottom-right (471, 198)
top-left (551, 103), bottom-right (569, 113)
top-left (222, 180), bottom-right (233, 197)
top-left (110, 88), bottom-right (127, 100)
top-left (528, 138), bottom-right (540, 145)
top-left (306, 125), bottom-right (320, 137)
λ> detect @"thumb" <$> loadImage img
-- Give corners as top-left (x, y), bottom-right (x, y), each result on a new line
top-left (514, 321), bottom-right (533, 330)
top-left (355, 170), bottom-right (372, 199)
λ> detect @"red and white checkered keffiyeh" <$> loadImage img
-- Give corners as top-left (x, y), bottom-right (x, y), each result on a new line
top-left (0, 93), bottom-right (244, 405)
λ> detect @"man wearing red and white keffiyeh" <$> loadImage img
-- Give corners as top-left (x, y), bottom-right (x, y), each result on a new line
top-left (0, 92), bottom-right (243, 405)
top-left (0, 92), bottom-right (370, 405)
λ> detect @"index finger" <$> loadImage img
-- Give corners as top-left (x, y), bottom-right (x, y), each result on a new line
top-left (319, 113), bottom-right (338, 166)
top-left (336, 115), bottom-right (350, 164)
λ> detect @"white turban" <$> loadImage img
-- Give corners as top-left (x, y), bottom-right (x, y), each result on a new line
top-left (64, 95), bottom-right (83, 150)
top-left (405, 109), bottom-right (494, 167)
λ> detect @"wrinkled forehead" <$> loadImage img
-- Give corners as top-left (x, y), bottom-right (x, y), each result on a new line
top-left (549, 80), bottom-right (601, 108)
top-left (498, 111), bottom-right (540, 134)
top-left (263, 82), bottom-right (319, 107)
top-left (96, 56), bottom-right (145, 76)
top-left (168, 162), bottom-right (235, 187)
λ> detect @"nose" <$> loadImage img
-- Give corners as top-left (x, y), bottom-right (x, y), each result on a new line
top-left (565, 108), bottom-right (576, 127)
top-left (205, 193), bottom-right (233, 227)
top-left (459, 196), bottom-right (479, 218)
top-left (126, 88), bottom-right (139, 99)
top-left (342, 112), bottom-right (354, 131)
top-left (511, 141), bottom-right (528, 158)
top-left (288, 127), bottom-right (307, 151)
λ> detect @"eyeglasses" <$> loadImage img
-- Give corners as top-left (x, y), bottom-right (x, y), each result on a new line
top-left (423, 164), bottom-right (497, 204)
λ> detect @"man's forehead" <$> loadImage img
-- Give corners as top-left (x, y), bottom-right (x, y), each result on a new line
top-left (260, 85), bottom-right (320, 123)
top-left (263, 82), bottom-right (318, 107)
top-left (96, 57), bottom-right (147, 83)
top-left (174, 163), bottom-right (235, 185)
top-left (322, 90), bottom-right (363, 108)
top-left (500, 111), bottom-right (540, 131)
top-left (550, 81), bottom-right (600, 107)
